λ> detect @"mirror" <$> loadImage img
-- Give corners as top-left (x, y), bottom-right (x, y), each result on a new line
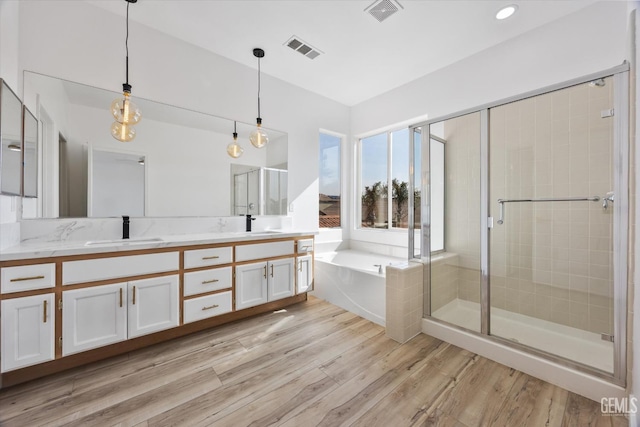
top-left (89, 148), bottom-right (145, 217)
top-left (22, 106), bottom-right (38, 198)
top-left (22, 71), bottom-right (288, 219)
top-left (0, 79), bottom-right (23, 196)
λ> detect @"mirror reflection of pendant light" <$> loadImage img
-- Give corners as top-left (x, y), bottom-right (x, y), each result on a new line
top-left (227, 121), bottom-right (244, 158)
top-left (249, 48), bottom-right (269, 149)
top-left (111, 0), bottom-right (142, 142)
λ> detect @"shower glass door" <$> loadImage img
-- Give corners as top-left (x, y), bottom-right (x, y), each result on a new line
top-left (488, 76), bottom-right (619, 373)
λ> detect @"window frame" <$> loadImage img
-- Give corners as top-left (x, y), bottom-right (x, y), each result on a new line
top-left (356, 127), bottom-right (413, 232)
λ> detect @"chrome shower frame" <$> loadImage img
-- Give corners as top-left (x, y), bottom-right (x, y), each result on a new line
top-left (407, 62), bottom-right (630, 386)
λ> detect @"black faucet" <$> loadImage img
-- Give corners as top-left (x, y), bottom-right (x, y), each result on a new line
top-left (122, 216), bottom-right (130, 239)
top-left (245, 214), bottom-right (256, 232)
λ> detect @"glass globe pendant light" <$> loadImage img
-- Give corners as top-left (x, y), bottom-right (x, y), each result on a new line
top-left (111, 0), bottom-right (142, 142)
top-left (227, 121), bottom-right (244, 158)
top-left (249, 48), bottom-right (269, 149)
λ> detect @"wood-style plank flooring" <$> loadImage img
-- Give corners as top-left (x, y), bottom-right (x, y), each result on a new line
top-left (0, 297), bottom-right (628, 426)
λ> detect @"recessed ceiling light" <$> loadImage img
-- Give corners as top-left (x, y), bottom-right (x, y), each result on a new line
top-left (496, 4), bottom-right (518, 20)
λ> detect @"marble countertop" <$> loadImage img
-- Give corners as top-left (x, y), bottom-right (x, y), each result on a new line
top-left (0, 230), bottom-right (316, 262)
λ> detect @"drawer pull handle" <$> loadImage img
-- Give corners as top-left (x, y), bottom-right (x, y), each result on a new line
top-left (132, 286), bottom-right (136, 305)
top-left (202, 304), bottom-right (219, 311)
top-left (119, 288), bottom-right (123, 308)
top-left (202, 256), bottom-right (220, 260)
top-left (270, 264), bottom-right (274, 278)
top-left (10, 275), bottom-right (45, 282)
top-left (202, 279), bottom-right (219, 285)
top-left (299, 261), bottom-right (303, 272)
top-left (263, 265), bottom-right (267, 279)
top-left (43, 300), bottom-right (48, 323)
top-left (300, 245), bottom-right (311, 251)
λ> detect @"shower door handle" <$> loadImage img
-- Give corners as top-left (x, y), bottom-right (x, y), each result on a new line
top-left (602, 192), bottom-right (615, 210)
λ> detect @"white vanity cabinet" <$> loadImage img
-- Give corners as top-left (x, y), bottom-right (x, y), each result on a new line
top-left (236, 258), bottom-right (294, 310)
top-left (62, 275), bottom-right (179, 355)
top-left (62, 282), bottom-right (128, 356)
top-left (128, 275), bottom-right (179, 339)
top-left (297, 255), bottom-right (313, 294)
top-left (0, 234), bottom-right (312, 387)
top-left (1, 294), bottom-right (55, 372)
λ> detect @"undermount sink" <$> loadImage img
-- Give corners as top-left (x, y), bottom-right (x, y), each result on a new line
top-left (85, 237), bottom-right (164, 246)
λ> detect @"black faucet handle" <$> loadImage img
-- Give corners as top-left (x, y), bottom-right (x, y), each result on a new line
top-left (122, 216), bottom-right (130, 239)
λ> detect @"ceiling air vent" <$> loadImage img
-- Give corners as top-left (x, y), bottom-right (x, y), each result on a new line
top-left (364, 0), bottom-right (403, 23)
top-left (285, 36), bottom-right (323, 60)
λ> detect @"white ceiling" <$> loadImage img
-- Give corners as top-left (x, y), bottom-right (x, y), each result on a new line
top-left (86, 0), bottom-right (600, 106)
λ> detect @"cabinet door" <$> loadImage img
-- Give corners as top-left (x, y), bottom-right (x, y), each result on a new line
top-left (1, 294), bottom-right (55, 372)
top-left (128, 275), bottom-right (179, 339)
top-left (62, 283), bottom-right (127, 356)
top-left (235, 262), bottom-right (268, 310)
top-left (268, 258), bottom-right (294, 301)
top-left (296, 255), bottom-right (313, 294)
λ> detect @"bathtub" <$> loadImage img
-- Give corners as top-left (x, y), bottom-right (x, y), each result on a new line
top-left (312, 250), bottom-right (406, 326)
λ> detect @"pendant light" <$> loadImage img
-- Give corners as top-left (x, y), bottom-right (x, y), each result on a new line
top-left (249, 48), bottom-right (269, 149)
top-left (111, 0), bottom-right (142, 142)
top-left (227, 121), bottom-right (244, 158)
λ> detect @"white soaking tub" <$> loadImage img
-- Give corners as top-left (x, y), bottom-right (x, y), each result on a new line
top-left (312, 250), bottom-right (405, 326)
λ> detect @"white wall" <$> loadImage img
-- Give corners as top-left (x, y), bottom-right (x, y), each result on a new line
top-left (17, 0), bottom-right (350, 230)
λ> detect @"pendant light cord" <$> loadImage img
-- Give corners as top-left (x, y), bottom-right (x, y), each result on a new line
top-left (125, 1), bottom-right (130, 86)
top-left (257, 57), bottom-right (261, 118)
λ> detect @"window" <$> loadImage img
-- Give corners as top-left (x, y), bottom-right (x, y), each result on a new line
top-left (359, 128), bottom-right (413, 229)
top-left (319, 133), bottom-right (341, 228)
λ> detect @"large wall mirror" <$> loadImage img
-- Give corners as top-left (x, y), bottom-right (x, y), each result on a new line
top-left (22, 71), bottom-right (288, 219)
top-left (0, 79), bottom-right (23, 196)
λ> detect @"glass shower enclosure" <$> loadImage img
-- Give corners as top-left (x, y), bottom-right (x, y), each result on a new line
top-left (412, 64), bottom-right (629, 384)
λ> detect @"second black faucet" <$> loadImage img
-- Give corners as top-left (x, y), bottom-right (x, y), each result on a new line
top-left (246, 214), bottom-right (256, 232)
top-left (122, 215), bottom-right (130, 239)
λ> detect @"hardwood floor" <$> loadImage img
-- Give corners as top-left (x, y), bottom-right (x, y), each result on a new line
top-left (0, 296), bottom-right (628, 426)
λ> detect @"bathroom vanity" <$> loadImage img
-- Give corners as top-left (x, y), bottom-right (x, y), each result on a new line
top-left (0, 232), bottom-right (314, 388)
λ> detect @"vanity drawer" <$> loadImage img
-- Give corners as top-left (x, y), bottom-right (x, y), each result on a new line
top-left (235, 241), bottom-right (294, 262)
top-left (297, 239), bottom-right (314, 254)
top-left (62, 252), bottom-right (179, 285)
top-left (183, 267), bottom-right (232, 297)
top-left (1, 263), bottom-right (56, 293)
top-left (183, 291), bottom-right (232, 324)
top-left (184, 247), bottom-right (232, 269)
